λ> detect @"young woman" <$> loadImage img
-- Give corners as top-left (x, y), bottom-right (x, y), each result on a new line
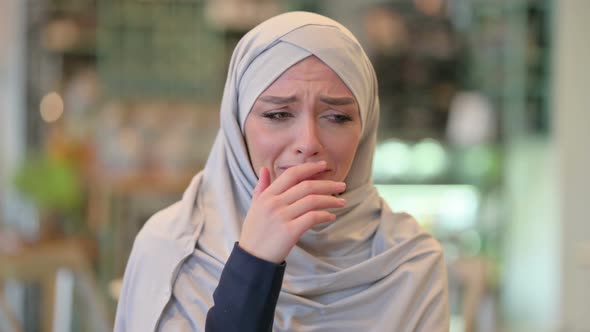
top-left (115, 11), bottom-right (449, 332)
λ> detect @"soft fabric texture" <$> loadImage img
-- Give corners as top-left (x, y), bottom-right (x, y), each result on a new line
top-left (114, 11), bottom-right (449, 332)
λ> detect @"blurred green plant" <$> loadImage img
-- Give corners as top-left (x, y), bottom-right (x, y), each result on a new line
top-left (13, 152), bottom-right (84, 234)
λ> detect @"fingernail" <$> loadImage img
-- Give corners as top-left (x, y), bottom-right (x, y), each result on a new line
top-left (339, 198), bottom-right (346, 205)
top-left (316, 160), bottom-right (327, 165)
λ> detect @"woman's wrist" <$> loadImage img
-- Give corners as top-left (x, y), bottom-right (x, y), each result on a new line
top-left (237, 239), bottom-right (284, 264)
top-left (236, 242), bottom-right (285, 265)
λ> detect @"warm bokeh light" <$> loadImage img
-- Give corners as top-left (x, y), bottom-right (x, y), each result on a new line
top-left (40, 92), bottom-right (64, 123)
top-left (413, 0), bottom-right (445, 16)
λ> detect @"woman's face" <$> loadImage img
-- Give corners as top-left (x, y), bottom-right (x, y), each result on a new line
top-left (244, 56), bottom-right (362, 183)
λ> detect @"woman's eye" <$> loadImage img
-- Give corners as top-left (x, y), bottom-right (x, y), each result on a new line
top-left (262, 111), bottom-right (293, 121)
top-left (326, 113), bottom-right (353, 123)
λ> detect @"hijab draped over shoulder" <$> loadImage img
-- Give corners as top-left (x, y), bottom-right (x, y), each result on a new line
top-left (115, 11), bottom-right (449, 332)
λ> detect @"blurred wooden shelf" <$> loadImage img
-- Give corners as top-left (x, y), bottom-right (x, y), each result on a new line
top-left (0, 236), bottom-right (97, 280)
top-left (0, 236), bottom-right (106, 332)
top-left (93, 170), bottom-right (197, 194)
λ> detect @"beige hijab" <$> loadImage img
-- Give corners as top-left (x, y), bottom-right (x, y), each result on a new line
top-left (154, 11), bottom-right (448, 331)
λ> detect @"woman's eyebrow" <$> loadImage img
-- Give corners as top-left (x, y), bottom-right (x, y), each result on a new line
top-left (259, 95), bottom-right (297, 104)
top-left (319, 95), bottom-right (356, 106)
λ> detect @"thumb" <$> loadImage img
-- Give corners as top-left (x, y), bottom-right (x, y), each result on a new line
top-left (253, 167), bottom-right (271, 198)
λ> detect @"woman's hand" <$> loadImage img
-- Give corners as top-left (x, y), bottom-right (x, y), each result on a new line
top-left (239, 161), bottom-right (346, 264)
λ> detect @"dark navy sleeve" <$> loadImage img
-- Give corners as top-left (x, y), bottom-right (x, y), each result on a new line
top-left (205, 242), bottom-right (285, 332)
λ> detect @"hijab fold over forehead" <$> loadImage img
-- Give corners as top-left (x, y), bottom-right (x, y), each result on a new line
top-left (238, 24), bottom-right (376, 134)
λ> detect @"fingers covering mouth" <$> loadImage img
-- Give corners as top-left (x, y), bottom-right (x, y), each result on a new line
top-left (279, 166), bottom-right (332, 174)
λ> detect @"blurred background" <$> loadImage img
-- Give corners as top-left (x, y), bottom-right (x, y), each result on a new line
top-left (0, 0), bottom-right (588, 331)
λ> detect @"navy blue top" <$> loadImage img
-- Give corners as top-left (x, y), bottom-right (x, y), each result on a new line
top-left (205, 243), bottom-right (286, 332)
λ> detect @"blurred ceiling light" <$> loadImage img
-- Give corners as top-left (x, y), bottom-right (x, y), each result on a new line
top-left (40, 92), bottom-right (64, 123)
top-left (447, 92), bottom-right (496, 146)
top-left (411, 138), bottom-right (448, 179)
top-left (373, 139), bottom-right (411, 181)
top-left (438, 186), bottom-right (479, 231)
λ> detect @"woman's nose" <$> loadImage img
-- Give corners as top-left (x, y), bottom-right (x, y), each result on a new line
top-left (295, 120), bottom-right (322, 157)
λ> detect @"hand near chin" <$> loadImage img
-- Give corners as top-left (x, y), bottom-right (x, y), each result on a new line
top-left (238, 161), bottom-right (346, 264)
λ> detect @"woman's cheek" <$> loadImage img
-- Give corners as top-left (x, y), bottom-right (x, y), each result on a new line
top-left (255, 134), bottom-right (284, 179)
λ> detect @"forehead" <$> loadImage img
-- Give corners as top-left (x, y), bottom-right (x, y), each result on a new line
top-left (260, 56), bottom-right (355, 97)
